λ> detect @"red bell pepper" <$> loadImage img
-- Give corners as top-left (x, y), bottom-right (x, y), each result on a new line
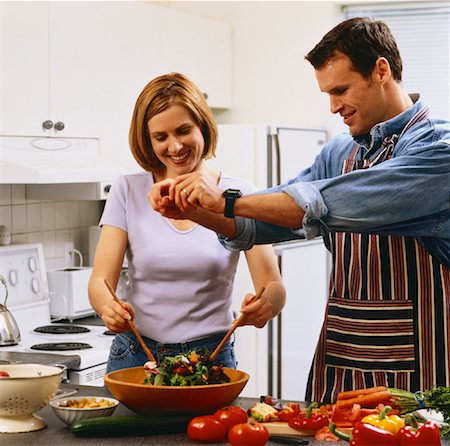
top-left (277, 403), bottom-right (301, 422)
top-left (397, 417), bottom-right (441, 446)
top-left (288, 402), bottom-right (329, 430)
top-left (330, 421), bottom-right (399, 446)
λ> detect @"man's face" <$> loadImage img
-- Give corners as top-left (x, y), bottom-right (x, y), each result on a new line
top-left (315, 53), bottom-right (389, 136)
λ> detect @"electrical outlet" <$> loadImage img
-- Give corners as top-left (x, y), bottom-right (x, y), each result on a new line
top-left (64, 242), bottom-right (74, 267)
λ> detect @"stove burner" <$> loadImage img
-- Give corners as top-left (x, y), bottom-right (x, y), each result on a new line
top-left (34, 325), bottom-right (90, 335)
top-left (103, 330), bottom-right (116, 336)
top-left (30, 342), bottom-right (93, 351)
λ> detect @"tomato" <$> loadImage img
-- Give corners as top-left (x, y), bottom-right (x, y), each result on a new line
top-left (187, 415), bottom-right (227, 443)
top-left (214, 405), bottom-right (248, 430)
top-left (0, 371), bottom-right (9, 377)
top-left (228, 421), bottom-right (269, 446)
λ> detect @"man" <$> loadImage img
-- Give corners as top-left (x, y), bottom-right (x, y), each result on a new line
top-left (149, 17), bottom-right (450, 403)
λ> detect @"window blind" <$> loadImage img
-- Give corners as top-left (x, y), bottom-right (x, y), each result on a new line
top-left (342, 3), bottom-right (450, 120)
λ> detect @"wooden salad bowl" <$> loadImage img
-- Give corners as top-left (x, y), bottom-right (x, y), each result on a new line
top-left (104, 367), bottom-right (249, 415)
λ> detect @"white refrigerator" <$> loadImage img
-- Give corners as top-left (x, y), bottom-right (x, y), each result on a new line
top-left (208, 125), bottom-right (330, 400)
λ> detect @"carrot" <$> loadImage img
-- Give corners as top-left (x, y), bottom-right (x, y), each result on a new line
top-left (335, 390), bottom-right (392, 409)
top-left (337, 386), bottom-right (387, 401)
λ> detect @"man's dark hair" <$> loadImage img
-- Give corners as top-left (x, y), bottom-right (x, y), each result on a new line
top-left (305, 17), bottom-right (403, 82)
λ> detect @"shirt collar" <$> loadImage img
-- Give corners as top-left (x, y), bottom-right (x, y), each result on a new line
top-left (353, 93), bottom-right (424, 151)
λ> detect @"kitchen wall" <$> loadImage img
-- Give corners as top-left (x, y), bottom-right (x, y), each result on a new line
top-left (160, 0), bottom-right (346, 137)
top-left (0, 185), bottom-right (103, 270)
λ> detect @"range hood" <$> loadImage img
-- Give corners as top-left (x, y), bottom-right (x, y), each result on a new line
top-left (1, 135), bottom-right (138, 200)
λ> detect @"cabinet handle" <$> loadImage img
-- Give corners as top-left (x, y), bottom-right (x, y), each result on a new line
top-left (42, 120), bottom-right (53, 129)
top-left (54, 121), bottom-right (65, 131)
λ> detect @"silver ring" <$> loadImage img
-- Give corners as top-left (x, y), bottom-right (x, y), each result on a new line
top-left (182, 188), bottom-right (190, 196)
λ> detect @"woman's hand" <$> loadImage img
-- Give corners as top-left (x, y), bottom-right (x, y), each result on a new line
top-left (100, 299), bottom-right (136, 333)
top-left (237, 292), bottom-right (274, 328)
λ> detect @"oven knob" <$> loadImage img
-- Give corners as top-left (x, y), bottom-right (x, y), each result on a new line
top-left (9, 269), bottom-right (18, 286)
top-left (28, 256), bottom-right (37, 272)
top-left (31, 277), bottom-right (41, 294)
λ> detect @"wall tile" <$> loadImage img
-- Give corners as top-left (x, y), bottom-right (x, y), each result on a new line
top-left (42, 203), bottom-right (56, 231)
top-left (0, 185), bottom-right (11, 205)
top-left (12, 205), bottom-right (27, 234)
top-left (55, 202), bottom-right (70, 229)
top-left (0, 206), bottom-right (12, 230)
top-left (11, 185), bottom-right (26, 204)
top-left (41, 231), bottom-right (56, 258)
top-left (68, 201), bottom-right (81, 228)
top-left (26, 203), bottom-right (42, 232)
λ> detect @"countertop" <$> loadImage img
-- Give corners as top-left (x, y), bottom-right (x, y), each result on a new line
top-left (0, 351), bottom-right (80, 370)
top-left (2, 383), bottom-right (449, 446)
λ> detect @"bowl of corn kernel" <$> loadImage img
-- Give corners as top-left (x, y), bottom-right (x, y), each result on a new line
top-left (49, 396), bottom-right (119, 426)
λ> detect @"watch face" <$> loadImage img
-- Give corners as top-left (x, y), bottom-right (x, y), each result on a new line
top-left (224, 189), bottom-right (242, 198)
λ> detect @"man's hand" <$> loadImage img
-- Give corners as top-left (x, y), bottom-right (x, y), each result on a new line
top-left (169, 171), bottom-right (225, 214)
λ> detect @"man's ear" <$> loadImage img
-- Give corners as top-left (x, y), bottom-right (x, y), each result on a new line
top-left (374, 57), bottom-right (391, 84)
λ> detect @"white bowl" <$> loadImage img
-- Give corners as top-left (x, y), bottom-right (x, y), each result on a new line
top-left (0, 364), bottom-right (64, 433)
top-left (49, 396), bottom-right (119, 426)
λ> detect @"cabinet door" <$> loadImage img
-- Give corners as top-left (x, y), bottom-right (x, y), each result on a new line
top-left (1, 1), bottom-right (49, 136)
top-left (49, 1), bottom-right (160, 161)
top-left (159, 8), bottom-right (231, 109)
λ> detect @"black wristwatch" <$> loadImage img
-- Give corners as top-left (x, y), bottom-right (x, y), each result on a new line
top-left (223, 189), bottom-right (242, 218)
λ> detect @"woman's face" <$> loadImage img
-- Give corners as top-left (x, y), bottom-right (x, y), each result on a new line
top-left (148, 103), bottom-right (205, 178)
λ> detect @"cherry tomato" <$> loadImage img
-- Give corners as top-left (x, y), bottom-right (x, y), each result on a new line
top-left (187, 415), bottom-right (227, 443)
top-left (214, 405), bottom-right (248, 430)
top-left (228, 421), bottom-right (269, 446)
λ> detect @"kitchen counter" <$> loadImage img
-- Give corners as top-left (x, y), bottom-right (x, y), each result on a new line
top-left (0, 351), bottom-right (80, 369)
top-left (2, 383), bottom-right (449, 446)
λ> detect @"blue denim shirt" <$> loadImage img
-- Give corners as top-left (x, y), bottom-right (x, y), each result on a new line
top-left (220, 96), bottom-right (450, 268)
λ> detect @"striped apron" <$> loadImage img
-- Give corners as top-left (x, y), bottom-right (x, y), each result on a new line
top-left (305, 107), bottom-right (450, 403)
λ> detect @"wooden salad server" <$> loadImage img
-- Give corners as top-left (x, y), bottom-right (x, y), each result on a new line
top-left (104, 279), bottom-right (157, 364)
top-left (209, 286), bottom-right (265, 362)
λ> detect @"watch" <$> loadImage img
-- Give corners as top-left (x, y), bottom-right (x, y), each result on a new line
top-left (223, 189), bottom-right (242, 218)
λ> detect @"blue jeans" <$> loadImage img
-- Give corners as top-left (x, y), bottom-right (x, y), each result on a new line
top-left (106, 331), bottom-right (237, 373)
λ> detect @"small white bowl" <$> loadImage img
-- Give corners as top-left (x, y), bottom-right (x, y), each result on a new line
top-left (49, 396), bottom-right (119, 426)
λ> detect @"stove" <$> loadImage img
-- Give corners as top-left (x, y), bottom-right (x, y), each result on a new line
top-left (0, 243), bottom-right (114, 386)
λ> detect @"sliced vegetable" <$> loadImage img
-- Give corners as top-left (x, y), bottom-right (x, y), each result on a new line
top-left (248, 402), bottom-right (279, 422)
top-left (70, 414), bottom-right (193, 437)
top-left (277, 403), bottom-right (300, 422)
top-left (288, 402), bottom-right (329, 431)
top-left (228, 421), bottom-right (269, 446)
top-left (214, 405), bottom-right (248, 430)
top-left (187, 415), bottom-right (227, 443)
top-left (0, 370), bottom-right (10, 377)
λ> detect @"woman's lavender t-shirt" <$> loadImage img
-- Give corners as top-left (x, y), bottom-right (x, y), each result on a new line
top-left (99, 171), bottom-right (256, 343)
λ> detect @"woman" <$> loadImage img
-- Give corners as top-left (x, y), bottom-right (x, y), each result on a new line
top-left (88, 72), bottom-right (285, 372)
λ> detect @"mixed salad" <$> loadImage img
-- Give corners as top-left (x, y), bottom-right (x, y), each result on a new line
top-left (143, 350), bottom-right (230, 386)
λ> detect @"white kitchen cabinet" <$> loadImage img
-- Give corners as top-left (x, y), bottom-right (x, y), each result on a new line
top-left (1, 2), bottom-right (49, 136)
top-left (159, 7), bottom-right (232, 109)
top-left (1, 1), bottom-right (231, 156)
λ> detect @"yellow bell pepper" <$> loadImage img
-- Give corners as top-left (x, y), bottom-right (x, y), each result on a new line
top-left (361, 405), bottom-right (405, 435)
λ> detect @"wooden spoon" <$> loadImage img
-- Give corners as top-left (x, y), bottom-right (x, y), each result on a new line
top-left (209, 286), bottom-right (265, 362)
top-left (104, 279), bottom-right (157, 364)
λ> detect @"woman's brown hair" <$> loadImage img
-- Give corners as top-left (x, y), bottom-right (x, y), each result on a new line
top-left (129, 72), bottom-right (218, 171)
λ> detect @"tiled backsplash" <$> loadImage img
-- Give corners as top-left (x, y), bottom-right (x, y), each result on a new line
top-left (0, 185), bottom-right (104, 270)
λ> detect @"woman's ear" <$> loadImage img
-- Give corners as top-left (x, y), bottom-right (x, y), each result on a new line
top-left (374, 57), bottom-right (392, 84)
